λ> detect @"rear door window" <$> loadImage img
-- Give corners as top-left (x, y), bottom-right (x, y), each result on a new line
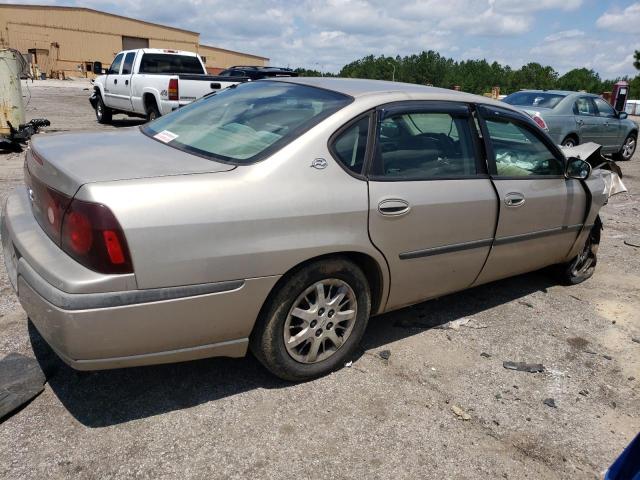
top-left (372, 110), bottom-right (477, 179)
top-left (121, 52), bottom-right (136, 75)
top-left (575, 97), bottom-right (596, 116)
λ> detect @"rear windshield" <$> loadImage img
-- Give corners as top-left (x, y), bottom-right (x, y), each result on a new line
top-left (139, 53), bottom-right (204, 74)
top-left (142, 81), bottom-right (352, 164)
top-left (503, 92), bottom-right (566, 109)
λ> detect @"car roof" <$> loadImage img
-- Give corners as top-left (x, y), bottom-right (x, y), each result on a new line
top-left (267, 77), bottom-right (518, 111)
top-left (511, 89), bottom-right (591, 97)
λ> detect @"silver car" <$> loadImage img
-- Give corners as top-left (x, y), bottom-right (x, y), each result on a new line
top-left (503, 90), bottom-right (638, 160)
top-left (1, 78), bottom-right (625, 381)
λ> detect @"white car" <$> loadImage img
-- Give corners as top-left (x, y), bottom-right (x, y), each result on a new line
top-left (89, 48), bottom-right (238, 122)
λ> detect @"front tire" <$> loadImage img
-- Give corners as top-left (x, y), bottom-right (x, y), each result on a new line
top-left (95, 95), bottom-right (112, 124)
top-left (555, 218), bottom-right (601, 285)
top-left (613, 133), bottom-right (636, 161)
top-left (250, 258), bottom-right (371, 381)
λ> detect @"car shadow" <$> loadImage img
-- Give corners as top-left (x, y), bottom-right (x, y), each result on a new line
top-left (109, 118), bottom-right (147, 128)
top-left (30, 270), bottom-right (557, 428)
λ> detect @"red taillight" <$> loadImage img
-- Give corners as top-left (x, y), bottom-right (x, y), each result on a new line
top-left (61, 199), bottom-right (133, 274)
top-left (168, 78), bottom-right (179, 101)
top-left (532, 114), bottom-right (548, 131)
top-left (26, 167), bottom-right (72, 245)
top-left (26, 158), bottom-right (133, 274)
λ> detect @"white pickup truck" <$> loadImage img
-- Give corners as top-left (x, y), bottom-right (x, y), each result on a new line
top-left (89, 48), bottom-right (239, 123)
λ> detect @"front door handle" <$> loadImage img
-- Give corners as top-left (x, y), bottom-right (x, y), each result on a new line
top-left (125, 79), bottom-right (129, 86)
top-left (576, 119), bottom-right (584, 126)
top-left (378, 199), bottom-right (410, 216)
top-left (504, 192), bottom-right (525, 207)
top-left (114, 79), bottom-right (118, 84)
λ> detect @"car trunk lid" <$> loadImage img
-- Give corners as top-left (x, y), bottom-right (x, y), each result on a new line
top-left (27, 128), bottom-right (235, 196)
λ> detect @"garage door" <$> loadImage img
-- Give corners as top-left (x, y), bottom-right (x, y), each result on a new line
top-left (122, 36), bottom-right (149, 50)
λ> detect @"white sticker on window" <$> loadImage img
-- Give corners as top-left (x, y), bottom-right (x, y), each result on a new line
top-left (154, 130), bottom-right (178, 143)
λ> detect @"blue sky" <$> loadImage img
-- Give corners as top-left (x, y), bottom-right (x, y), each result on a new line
top-left (5, 0), bottom-right (640, 77)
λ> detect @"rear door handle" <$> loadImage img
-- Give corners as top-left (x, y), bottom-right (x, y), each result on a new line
top-left (504, 192), bottom-right (525, 207)
top-left (378, 199), bottom-right (410, 216)
top-left (114, 79), bottom-right (117, 84)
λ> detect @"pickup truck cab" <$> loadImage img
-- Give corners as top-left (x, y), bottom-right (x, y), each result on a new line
top-left (90, 48), bottom-right (238, 123)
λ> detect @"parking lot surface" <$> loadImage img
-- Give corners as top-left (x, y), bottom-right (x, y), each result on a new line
top-left (1, 79), bottom-right (639, 480)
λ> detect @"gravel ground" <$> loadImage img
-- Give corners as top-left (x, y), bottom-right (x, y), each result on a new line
top-left (0, 80), bottom-right (638, 480)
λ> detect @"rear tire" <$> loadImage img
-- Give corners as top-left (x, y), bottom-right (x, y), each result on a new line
top-left (561, 135), bottom-right (579, 148)
top-left (146, 99), bottom-right (161, 122)
top-left (95, 95), bottom-right (112, 124)
top-left (555, 218), bottom-right (601, 285)
top-left (613, 133), bottom-right (636, 161)
top-left (250, 258), bottom-right (371, 381)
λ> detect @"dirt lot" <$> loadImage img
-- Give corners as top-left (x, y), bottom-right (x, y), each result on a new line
top-left (1, 79), bottom-right (638, 480)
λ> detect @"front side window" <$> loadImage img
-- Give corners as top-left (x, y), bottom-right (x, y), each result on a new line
top-left (121, 52), bottom-right (135, 75)
top-left (373, 111), bottom-right (476, 179)
top-left (485, 118), bottom-right (563, 176)
top-left (139, 54), bottom-right (204, 74)
top-left (108, 53), bottom-right (123, 75)
top-left (594, 97), bottom-right (616, 117)
top-left (575, 97), bottom-right (596, 116)
top-left (332, 116), bottom-right (369, 175)
top-left (142, 81), bottom-right (351, 163)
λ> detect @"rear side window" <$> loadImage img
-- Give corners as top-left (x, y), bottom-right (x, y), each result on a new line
top-left (139, 54), bottom-right (204, 74)
top-left (485, 118), bottom-right (563, 176)
top-left (374, 111), bottom-right (476, 179)
top-left (575, 97), bottom-right (596, 116)
top-left (142, 81), bottom-right (352, 164)
top-left (121, 52), bottom-right (135, 75)
top-left (332, 116), bottom-right (369, 175)
top-left (108, 53), bottom-right (123, 75)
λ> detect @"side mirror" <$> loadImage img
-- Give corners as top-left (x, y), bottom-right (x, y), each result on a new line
top-left (92, 61), bottom-right (102, 75)
top-left (566, 157), bottom-right (591, 180)
top-left (618, 111), bottom-right (628, 120)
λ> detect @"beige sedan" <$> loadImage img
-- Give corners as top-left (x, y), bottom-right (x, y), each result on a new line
top-left (1, 78), bottom-right (624, 380)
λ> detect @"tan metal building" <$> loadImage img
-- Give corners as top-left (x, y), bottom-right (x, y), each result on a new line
top-left (0, 4), bottom-right (268, 78)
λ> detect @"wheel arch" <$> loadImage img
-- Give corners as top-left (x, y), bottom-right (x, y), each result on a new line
top-left (254, 251), bottom-right (388, 334)
top-left (142, 91), bottom-right (158, 112)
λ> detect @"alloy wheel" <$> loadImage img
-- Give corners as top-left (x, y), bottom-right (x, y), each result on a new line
top-left (283, 279), bottom-right (357, 364)
top-left (622, 136), bottom-right (636, 160)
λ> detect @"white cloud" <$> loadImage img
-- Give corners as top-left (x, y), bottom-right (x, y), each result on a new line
top-left (530, 28), bottom-right (640, 77)
top-left (491, 0), bottom-right (582, 14)
top-left (596, 2), bottom-right (640, 34)
top-left (12, 0), bottom-right (635, 77)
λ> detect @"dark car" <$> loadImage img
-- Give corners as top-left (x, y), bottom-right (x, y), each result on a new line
top-left (217, 66), bottom-right (298, 80)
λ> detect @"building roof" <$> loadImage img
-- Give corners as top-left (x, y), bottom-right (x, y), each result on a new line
top-left (198, 44), bottom-right (269, 61)
top-left (0, 3), bottom-right (199, 35)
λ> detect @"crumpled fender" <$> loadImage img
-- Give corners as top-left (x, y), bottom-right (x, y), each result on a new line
top-left (560, 142), bottom-right (627, 259)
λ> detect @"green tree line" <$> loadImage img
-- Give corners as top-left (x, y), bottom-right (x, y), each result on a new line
top-left (297, 50), bottom-right (640, 96)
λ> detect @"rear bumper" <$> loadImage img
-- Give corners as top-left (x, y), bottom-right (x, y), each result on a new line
top-left (2, 189), bottom-right (279, 370)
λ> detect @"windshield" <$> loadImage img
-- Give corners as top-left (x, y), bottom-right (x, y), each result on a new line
top-left (138, 53), bottom-right (204, 74)
top-left (142, 81), bottom-right (352, 163)
top-left (503, 92), bottom-right (566, 109)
